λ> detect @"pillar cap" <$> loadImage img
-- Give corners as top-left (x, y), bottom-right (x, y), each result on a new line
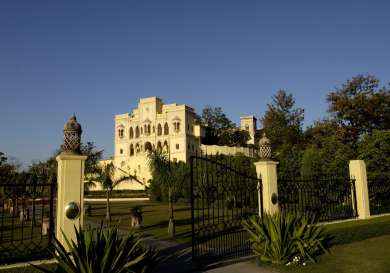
top-left (56, 154), bottom-right (88, 161)
top-left (254, 160), bottom-right (279, 166)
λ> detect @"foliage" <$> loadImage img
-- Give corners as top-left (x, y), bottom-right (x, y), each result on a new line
top-left (0, 152), bottom-right (7, 165)
top-left (147, 149), bottom-right (190, 237)
top-left (275, 144), bottom-right (304, 177)
top-left (85, 163), bottom-right (130, 221)
top-left (81, 142), bottom-right (104, 174)
top-left (261, 90), bottom-right (304, 151)
top-left (243, 212), bottom-right (331, 265)
top-left (33, 224), bottom-right (157, 273)
top-left (217, 129), bottom-right (250, 147)
top-left (28, 142), bottom-right (103, 180)
top-left (0, 152), bottom-right (18, 182)
top-left (147, 149), bottom-right (190, 201)
top-left (327, 74), bottom-right (390, 145)
top-left (201, 105), bottom-right (236, 145)
top-left (358, 130), bottom-right (390, 177)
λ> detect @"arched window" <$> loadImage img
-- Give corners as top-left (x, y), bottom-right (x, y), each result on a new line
top-left (129, 127), bottom-right (134, 139)
top-left (145, 142), bottom-right (152, 152)
top-left (117, 126), bottom-right (124, 138)
top-left (135, 144), bottom-right (140, 153)
top-left (118, 129), bottom-right (124, 138)
top-left (144, 124), bottom-right (151, 136)
top-left (135, 126), bottom-right (140, 138)
top-left (164, 123), bottom-right (169, 135)
top-left (157, 124), bottom-right (162, 136)
top-left (130, 144), bottom-right (134, 156)
top-left (157, 141), bottom-right (162, 152)
top-left (163, 141), bottom-right (169, 152)
top-left (173, 121), bottom-right (180, 133)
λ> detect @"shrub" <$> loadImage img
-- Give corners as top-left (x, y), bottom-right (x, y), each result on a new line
top-left (243, 212), bottom-right (331, 265)
top-left (33, 223), bottom-right (158, 273)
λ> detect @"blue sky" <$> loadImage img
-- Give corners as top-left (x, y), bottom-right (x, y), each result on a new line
top-left (1, 0), bottom-right (389, 167)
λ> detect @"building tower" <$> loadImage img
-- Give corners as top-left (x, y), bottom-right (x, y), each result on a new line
top-left (240, 116), bottom-right (257, 145)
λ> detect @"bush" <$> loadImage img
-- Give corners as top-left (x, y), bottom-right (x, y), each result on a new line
top-left (243, 212), bottom-right (331, 265)
top-left (33, 223), bottom-right (158, 273)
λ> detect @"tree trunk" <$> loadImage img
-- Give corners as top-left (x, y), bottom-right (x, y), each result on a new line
top-left (105, 190), bottom-right (111, 222)
top-left (168, 188), bottom-right (175, 238)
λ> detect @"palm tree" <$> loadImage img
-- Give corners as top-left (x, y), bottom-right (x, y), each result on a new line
top-left (85, 163), bottom-right (129, 221)
top-left (147, 149), bottom-right (189, 238)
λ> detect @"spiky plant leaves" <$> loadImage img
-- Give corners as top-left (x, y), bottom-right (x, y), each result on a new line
top-left (243, 212), bottom-right (331, 265)
top-left (32, 222), bottom-right (157, 273)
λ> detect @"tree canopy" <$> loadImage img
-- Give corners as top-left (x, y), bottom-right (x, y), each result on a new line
top-left (261, 89), bottom-right (304, 150)
top-left (327, 74), bottom-right (390, 145)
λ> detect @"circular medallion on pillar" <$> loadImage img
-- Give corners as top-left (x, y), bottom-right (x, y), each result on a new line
top-left (65, 201), bottom-right (80, 220)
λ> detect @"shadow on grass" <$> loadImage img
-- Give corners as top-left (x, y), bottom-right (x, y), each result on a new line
top-left (328, 216), bottom-right (390, 245)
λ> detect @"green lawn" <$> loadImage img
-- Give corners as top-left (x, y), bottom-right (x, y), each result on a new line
top-left (3, 201), bottom-right (390, 273)
top-left (85, 200), bottom-right (192, 242)
top-left (267, 215), bottom-right (390, 273)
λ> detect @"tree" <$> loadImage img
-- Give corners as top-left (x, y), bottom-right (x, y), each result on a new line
top-left (358, 130), bottom-right (390, 177)
top-left (302, 119), bottom-right (355, 175)
top-left (81, 142), bottom-right (104, 174)
top-left (28, 141), bottom-right (103, 178)
top-left (201, 106), bottom-right (236, 145)
top-left (0, 152), bottom-right (7, 166)
top-left (275, 144), bottom-right (304, 177)
top-left (261, 90), bottom-right (304, 152)
top-left (327, 74), bottom-right (390, 145)
top-left (85, 163), bottom-right (129, 221)
top-left (147, 149), bottom-right (189, 238)
top-left (0, 152), bottom-right (18, 182)
top-left (218, 129), bottom-right (250, 147)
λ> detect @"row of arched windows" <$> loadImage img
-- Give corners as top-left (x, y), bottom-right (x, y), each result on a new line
top-left (118, 121), bottom-right (181, 139)
top-left (128, 141), bottom-right (169, 156)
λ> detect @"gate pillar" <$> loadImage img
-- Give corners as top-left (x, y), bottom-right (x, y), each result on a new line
top-left (254, 161), bottom-right (279, 215)
top-left (349, 160), bottom-right (370, 219)
top-left (56, 115), bottom-right (87, 250)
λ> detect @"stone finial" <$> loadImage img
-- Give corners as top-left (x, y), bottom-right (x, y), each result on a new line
top-left (61, 115), bottom-right (82, 154)
top-left (259, 132), bottom-right (271, 160)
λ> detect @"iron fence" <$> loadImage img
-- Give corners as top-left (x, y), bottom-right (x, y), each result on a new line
top-left (368, 173), bottom-right (390, 215)
top-left (0, 173), bottom-right (56, 264)
top-left (277, 174), bottom-right (357, 222)
top-left (191, 154), bottom-right (261, 263)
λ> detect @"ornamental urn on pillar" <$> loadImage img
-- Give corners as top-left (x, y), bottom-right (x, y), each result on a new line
top-left (258, 132), bottom-right (272, 160)
top-left (61, 115), bottom-right (82, 155)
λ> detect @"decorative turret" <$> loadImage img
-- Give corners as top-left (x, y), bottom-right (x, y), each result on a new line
top-left (61, 115), bottom-right (82, 154)
top-left (258, 132), bottom-right (271, 160)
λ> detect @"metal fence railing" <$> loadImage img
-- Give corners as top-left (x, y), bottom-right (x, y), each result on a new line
top-left (368, 173), bottom-right (390, 215)
top-left (277, 174), bottom-right (358, 222)
top-left (0, 173), bottom-right (56, 265)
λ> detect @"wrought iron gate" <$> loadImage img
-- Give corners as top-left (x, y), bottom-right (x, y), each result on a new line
top-left (191, 155), bottom-right (261, 262)
top-left (0, 172), bottom-right (56, 264)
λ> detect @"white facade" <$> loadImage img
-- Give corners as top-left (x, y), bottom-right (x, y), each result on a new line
top-left (96, 97), bottom-right (258, 191)
top-left (112, 97), bottom-right (203, 186)
top-left (240, 116), bottom-right (257, 145)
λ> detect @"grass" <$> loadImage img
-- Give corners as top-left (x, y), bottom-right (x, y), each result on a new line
top-left (85, 200), bottom-right (192, 242)
top-left (3, 200), bottom-right (390, 273)
top-left (268, 215), bottom-right (390, 273)
top-left (272, 235), bottom-right (390, 273)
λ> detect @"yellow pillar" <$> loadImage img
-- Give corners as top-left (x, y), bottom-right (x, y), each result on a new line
top-left (56, 153), bottom-right (87, 249)
top-left (349, 160), bottom-right (370, 219)
top-left (254, 161), bottom-right (279, 215)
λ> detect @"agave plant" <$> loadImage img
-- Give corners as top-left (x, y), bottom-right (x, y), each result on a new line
top-left (33, 223), bottom-right (157, 273)
top-left (243, 212), bottom-right (331, 265)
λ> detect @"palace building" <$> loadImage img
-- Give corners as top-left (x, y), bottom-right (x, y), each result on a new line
top-left (95, 97), bottom-right (257, 191)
